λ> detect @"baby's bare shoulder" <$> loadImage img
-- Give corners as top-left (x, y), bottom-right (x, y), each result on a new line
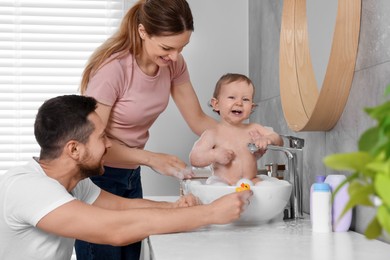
top-left (199, 127), bottom-right (220, 142)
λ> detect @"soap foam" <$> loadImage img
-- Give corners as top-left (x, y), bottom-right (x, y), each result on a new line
top-left (205, 175), bottom-right (229, 186)
top-left (204, 174), bottom-right (289, 188)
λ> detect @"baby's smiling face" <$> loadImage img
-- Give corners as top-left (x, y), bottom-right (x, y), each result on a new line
top-left (212, 80), bottom-right (255, 125)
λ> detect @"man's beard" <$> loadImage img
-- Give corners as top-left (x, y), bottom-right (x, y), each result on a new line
top-left (79, 162), bottom-right (104, 179)
top-left (78, 149), bottom-right (106, 178)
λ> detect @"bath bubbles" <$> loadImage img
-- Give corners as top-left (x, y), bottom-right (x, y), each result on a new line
top-left (236, 178), bottom-right (254, 187)
top-left (190, 180), bottom-right (202, 186)
top-left (256, 174), bottom-right (290, 187)
top-left (192, 166), bottom-right (214, 176)
top-left (206, 175), bottom-right (229, 186)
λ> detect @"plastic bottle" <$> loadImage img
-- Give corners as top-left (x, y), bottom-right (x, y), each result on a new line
top-left (310, 175), bottom-right (326, 222)
top-left (324, 175), bottom-right (352, 232)
top-left (311, 181), bottom-right (332, 233)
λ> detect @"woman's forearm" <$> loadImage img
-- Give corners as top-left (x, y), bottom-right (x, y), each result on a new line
top-left (103, 138), bottom-right (188, 177)
top-left (103, 138), bottom-right (153, 168)
top-left (188, 113), bottom-right (217, 136)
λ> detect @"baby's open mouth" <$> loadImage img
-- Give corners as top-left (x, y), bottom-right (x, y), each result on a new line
top-left (161, 56), bottom-right (170, 62)
top-left (232, 110), bottom-right (242, 115)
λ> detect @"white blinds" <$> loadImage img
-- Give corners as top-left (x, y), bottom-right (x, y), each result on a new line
top-left (0, 0), bottom-right (126, 174)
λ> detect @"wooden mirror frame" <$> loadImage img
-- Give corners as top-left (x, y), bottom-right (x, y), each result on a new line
top-left (279, 0), bottom-right (361, 131)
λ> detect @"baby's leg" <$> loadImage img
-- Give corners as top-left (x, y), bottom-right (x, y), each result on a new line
top-left (252, 176), bottom-right (263, 186)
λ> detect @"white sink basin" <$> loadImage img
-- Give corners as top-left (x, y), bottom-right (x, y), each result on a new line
top-left (183, 175), bottom-right (292, 225)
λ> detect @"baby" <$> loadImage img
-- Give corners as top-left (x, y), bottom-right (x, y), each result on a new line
top-left (189, 73), bottom-right (283, 186)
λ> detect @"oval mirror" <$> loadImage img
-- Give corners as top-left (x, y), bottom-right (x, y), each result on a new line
top-left (279, 0), bottom-right (361, 131)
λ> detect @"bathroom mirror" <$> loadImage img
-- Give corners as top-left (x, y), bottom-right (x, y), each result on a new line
top-left (279, 0), bottom-right (361, 131)
top-left (307, 0), bottom-right (338, 89)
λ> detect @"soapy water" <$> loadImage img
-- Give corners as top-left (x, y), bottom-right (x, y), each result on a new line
top-left (205, 174), bottom-right (289, 187)
top-left (185, 174), bottom-right (290, 192)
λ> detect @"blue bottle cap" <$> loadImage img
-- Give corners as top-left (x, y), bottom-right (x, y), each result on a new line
top-left (313, 183), bottom-right (331, 191)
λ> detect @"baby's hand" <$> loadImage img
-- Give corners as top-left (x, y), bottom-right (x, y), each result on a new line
top-left (255, 137), bottom-right (271, 150)
top-left (215, 148), bottom-right (235, 165)
top-left (249, 130), bottom-right (271, 151)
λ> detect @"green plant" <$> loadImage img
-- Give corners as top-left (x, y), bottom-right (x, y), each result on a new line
top-left (323, 85), bottom-right (390, 239)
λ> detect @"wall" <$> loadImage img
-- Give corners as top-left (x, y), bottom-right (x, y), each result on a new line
top-left (249, 0), bottom-right (390, 238)
top-left (141, 0), bottom-right (248, 196)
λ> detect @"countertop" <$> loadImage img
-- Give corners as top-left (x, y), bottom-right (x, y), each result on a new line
top-left (146, 196), bottom-right (390, 260)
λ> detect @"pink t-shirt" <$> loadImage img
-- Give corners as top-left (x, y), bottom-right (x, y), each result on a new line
top-left (85, 51), bottom-right (190, 168)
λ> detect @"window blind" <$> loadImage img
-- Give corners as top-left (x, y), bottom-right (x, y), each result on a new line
top-left (0, 0), bottom-right (128, 174)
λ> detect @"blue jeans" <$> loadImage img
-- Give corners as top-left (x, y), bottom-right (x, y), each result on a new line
top-left (75, 166), bottom-right (143, 260)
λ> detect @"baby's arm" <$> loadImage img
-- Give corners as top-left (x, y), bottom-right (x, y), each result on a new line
top-left (249, 125), bottom-right (284, 150)
top-left (190, 130), bottom-right (235, 167)
top-left (263, 129), bottom-right (283, 146)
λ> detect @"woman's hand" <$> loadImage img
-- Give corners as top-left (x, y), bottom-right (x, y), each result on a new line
top-left (148, 152), bottom-right (194, 179)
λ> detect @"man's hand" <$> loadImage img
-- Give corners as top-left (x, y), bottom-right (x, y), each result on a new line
top-left (173, 194), bottom-right (201, 208)
top-left (207, 190), bottom-right (253, 224)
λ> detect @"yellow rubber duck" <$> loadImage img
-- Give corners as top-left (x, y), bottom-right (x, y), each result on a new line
top-left (235, 182), bottom-right (251, 192)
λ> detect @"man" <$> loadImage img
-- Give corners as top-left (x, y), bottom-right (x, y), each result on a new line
top-left (0, 95), bottom-right (251, 260)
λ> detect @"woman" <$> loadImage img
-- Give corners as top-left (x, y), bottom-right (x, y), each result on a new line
top-left (76, 0), bottom-right (216, 259)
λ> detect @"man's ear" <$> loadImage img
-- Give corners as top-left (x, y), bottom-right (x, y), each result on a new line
top-left (65, 140), bottom-right (80, 160)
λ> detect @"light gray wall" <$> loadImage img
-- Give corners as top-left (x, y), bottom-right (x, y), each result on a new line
top-left (249, 0), bottom-right (390, 239)
top-left (141, 0), bottom-right (248, 196)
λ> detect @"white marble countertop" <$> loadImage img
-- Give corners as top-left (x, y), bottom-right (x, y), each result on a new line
top-left (146, 196), bottom-right (390, 260)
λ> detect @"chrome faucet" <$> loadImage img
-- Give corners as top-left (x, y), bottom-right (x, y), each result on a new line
top-left (280, 135), bottom-right (305, 149)
top-left (266, 145), bottom-right (303, 219)
top-left (248, 135), bottom-right (304, 219)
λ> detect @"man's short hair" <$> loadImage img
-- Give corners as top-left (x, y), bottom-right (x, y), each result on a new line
top-left (34, 95), bottom-right (97, 160)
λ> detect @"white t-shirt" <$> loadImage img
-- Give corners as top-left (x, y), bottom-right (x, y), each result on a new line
top-left (0, 158), bottom-right (101, 260)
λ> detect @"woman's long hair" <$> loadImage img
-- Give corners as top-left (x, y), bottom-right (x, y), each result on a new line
top-left (80, 0), bottom-right (194, 94)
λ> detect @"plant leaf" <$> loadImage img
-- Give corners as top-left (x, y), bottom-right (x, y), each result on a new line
top-left (384, 84), bottom-right (390, 96)
top-left (377, 205), bottom-right (390, 235)
top-left (331, 172), bottom-right (358, 202)
top-left (348, 181), bottom-right (374, 206)
top-left (364, 216), bottom-right (382, 239)
top-left (374, 174), bottom-right (390, 206)
top-left (365, 156), bottom-right (390, 176)
top-left (323, 152), bottom-right (373, 172)
top-left (338, 181), bottom-right (374, 218)
top-left (359, 127), bottom-right (380, 152)
top-left (365, 101), bottom-right (390, 121)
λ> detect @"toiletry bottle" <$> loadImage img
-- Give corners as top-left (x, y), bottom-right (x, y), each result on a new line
top-left (310, 175), bottom-right (326, 222)
top-left (311, 181), bottom-right (332, 233)
top-left (325, 175), bottom-right (352, 232)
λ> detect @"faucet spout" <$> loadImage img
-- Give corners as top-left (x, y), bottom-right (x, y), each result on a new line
top-left (266, 145), bottom-right (303, 220)
top-left (280, 135), bottom-right (305, 149)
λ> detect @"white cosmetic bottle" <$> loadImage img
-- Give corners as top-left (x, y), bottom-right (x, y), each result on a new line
top-left (311, 182), bottom-right (332, 233)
